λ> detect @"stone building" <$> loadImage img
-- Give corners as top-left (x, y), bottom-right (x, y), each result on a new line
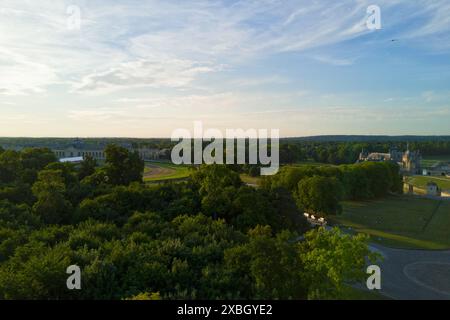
top-left (358, 145), bottom-right (421, 175)
top-left (426, 182), bottom-right (441, 196)
top-left (401, 148), bottom-right (422, 175)
top-left (423, 162), bottom-right (450, 177)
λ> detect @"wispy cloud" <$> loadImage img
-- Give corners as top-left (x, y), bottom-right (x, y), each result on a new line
top-left (311, 55), bottom-right (355, 66)
top-left (73, 57), bottom-right (221, 94)
top-left (4, 0), bottom-right (450, 96)
top-left (1, 0), bottom-right (450, 136)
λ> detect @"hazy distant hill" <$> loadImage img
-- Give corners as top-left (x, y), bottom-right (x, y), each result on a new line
top-left (284, 135), bottom-right (450, 142)
top-left (1, 136), bottom-right (450, 148)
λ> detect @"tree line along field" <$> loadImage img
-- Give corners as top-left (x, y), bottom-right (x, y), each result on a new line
top-left (331, 196), bottom-right (450, 250)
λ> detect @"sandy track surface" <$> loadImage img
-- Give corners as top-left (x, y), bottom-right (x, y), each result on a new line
top-left (144, 164), bottom-right (175, 179)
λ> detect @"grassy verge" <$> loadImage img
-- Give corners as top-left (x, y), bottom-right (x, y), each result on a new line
top-left (405, 175), bottom-right (450, 191)
top-left (331, 196), bottom-right (450, 250)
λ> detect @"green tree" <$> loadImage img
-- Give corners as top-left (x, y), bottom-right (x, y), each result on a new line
top-left (104, 144), bottom-right (144, 185)
top-left (224, 225), bottom-right (306, 299)
top-left (0, 150), bottom-right (22, 183)
top-left (78, 155), bottom-right (97, 180)
top-left (20, 148), bottom-right (57, 184)
top-left (0, 243), bottom-right (73, 299)
top-left (32, 170), bottom-right (73, 224)
top-left (295, 175), bottom-right (343, 216)
top-left (299, 227), bottom-right (379, 299)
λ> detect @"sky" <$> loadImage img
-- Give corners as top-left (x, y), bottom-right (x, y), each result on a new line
top-left (0, 0), bottom-right (450, 138)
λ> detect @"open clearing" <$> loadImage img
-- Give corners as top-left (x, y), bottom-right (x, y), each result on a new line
top-left (143, 162), bottom-right (191, 182)
top-left (332, 196), bottom-right (450, 250)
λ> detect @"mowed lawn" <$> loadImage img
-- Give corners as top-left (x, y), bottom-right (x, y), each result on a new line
top-left (332, 196), bottom-right (450, 249)
top-left (405, 175), bottom-right (450, 191)
top-left (143, 162), bottom-right (192, 182)
top-left (421, 155), bottom-right (450, 168)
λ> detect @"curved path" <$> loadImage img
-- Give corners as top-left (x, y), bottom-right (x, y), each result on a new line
top-left (369, 243), bottom-right (450, 300)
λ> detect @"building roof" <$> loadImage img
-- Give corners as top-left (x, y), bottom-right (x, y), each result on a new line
top-left (59, 156), bottom-right (84, 163)
top-left (366, 153), bottom-right (391, 161)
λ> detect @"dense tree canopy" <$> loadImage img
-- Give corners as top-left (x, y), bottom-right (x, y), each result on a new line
top-left (104, 144), bottom-right (145, 186)
top-left (263, 161), bottom-right (403, 207)
top-left (0, 146), bottom-right (379, 300)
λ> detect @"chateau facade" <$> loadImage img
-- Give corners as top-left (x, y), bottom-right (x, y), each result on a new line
top-left (52, 139), bottom-right (165, 161)
top-left (53, 146), bottom-right (162, 161)
top-left (358, 146), bottom-right (421, 175)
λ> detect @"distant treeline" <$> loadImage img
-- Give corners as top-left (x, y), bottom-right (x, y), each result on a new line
top-left (1, 137), bottom-right (450, 166)
top-left (0, 138), bottom-right (173, 150)
top-left (279, 141), bottom-right (450, 165)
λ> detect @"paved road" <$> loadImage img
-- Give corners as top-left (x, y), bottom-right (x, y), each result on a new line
top-left (367, 244), bottom-right (450, 300)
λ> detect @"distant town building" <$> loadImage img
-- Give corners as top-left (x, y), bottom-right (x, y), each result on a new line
top-left (426, 182), bottom-right (441, 197)
top-left (358, 145), bottom-right (421, 175)
top-left (52, 139), bottom-right (163, 161)
top-left (423, 162), bottom-right (450, 177)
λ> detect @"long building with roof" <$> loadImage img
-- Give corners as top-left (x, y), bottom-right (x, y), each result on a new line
top-left (357, 145), bottom-right (422, 175)
top-left (52, 139), bottom-right (164, 161)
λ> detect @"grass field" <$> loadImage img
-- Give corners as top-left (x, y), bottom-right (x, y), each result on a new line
top-left (143, 161), bottom-right (192, 182)
top-left (421, 155), bottom-right (450, 168)
top-left (331, 196), bottom-right (450, 249)
top-left (405, 175), bottom-right (450, 191)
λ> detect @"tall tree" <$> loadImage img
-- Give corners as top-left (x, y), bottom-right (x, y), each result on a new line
top-left (78, 154), bottom-right (97, 180)
top-left (32, 170), bottom-right (72, 224)
top-left (295, 175), bottom-right (343, 216)
top-left (0, 150), bottom-right (22, 183)
top-left (299, 227), bottom-right (379, 299)
top-left (104, 144), bottom-right (144, 185)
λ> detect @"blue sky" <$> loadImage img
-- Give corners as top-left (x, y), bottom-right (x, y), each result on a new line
top-left (0, 0), bottom-right (449, 137)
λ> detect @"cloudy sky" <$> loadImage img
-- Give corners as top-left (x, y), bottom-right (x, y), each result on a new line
top-left (1, 0), bottom-right (450, 137)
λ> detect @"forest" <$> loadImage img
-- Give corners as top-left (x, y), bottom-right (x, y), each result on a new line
top-left (0, 144), bottom-right (399, 299)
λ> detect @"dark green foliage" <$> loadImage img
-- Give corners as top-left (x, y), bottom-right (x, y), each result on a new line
top-left (0, 146), bottom-right (374, 300)
top-left (78, 155), bottom-right (97, 180)
top-left (32, 169), bottom-right (73, 225)
top-left (295, 176), bottom-right (343, 216)
top-left (224, 226), bottom-right (306, 299)
top-left (264, 161), bottom-right (402, 203)
top-left (0, 150), bottom-right (22, 183)
top-left (104, 144), bottom-right (144, 186)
